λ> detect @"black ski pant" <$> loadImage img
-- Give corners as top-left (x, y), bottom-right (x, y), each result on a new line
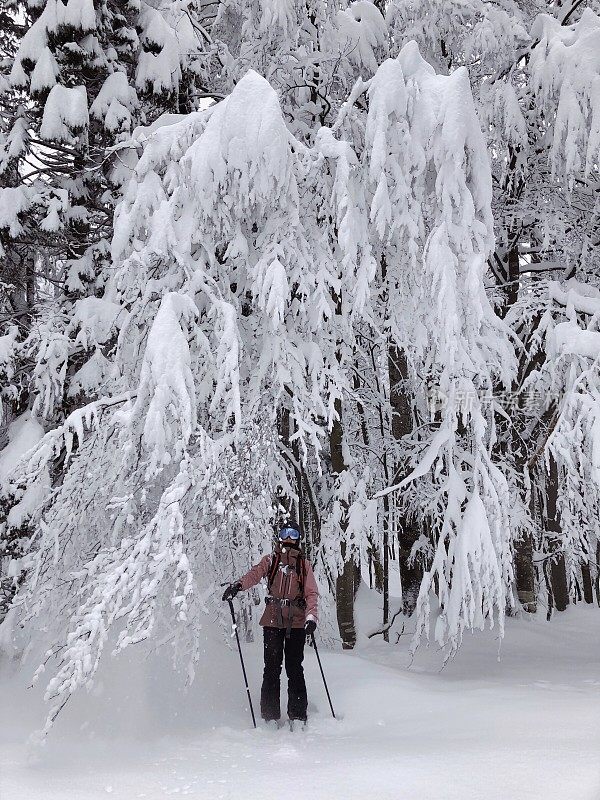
top-left (260, 626), bottom-right (307, 721)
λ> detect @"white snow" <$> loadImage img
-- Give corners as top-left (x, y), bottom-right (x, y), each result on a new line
top-left (0, 412), bottom-right (45, 483)
top-left (6, 474), bottom-right (50, 529)
top-left (549, 279), bottom-right (600, 317)
top-left (530, 9), bottom-right (600, 181)
top-left (68, 296), bottom-right (125, 348)
top-left (40, 85), bottom-right (89, 142)
top-left (1, 592), bottom-right (598, 800)
top-left (0, 186), bottom-right (31, 237)
top-left (67, 349), bottom-right (111, 398)
top-left (255, 0), bottom-right (297, 36)
top-left (108, 113), bottom-right (188, 187)
top-left (132, 292), bottom-right (198, 475)
top-left (30, 47), bottom-right (59, 94)
top-left (334, 1), bottom-right (388, 73)
top-left (0, 326), bottom-right (18, 377)
top-left (40, 193), bottom-right (67, 233)
top-left (136, 8), bottom-right (183, 95)
top-left (552, 321), bottom-right (600, 359)
top-left (90, 72), bottom-right (137, 132)
top-left (10, 10), bottom-right (49, 83)
top-left (64, 0), bottom-right (96, 33)
top-left (0, 413), bottom-right (49, 528)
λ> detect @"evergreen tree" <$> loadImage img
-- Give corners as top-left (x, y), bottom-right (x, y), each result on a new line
top-left (0, 0), bottom-right (204, 425)
top-left (0, 0), bottom-right (206, 622)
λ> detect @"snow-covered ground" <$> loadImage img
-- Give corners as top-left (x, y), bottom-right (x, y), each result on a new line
top-left (1, 594), bottom-right (599, 800)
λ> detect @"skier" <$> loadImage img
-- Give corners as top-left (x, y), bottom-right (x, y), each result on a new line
top-left (222, 521), bottom-right (318, 728)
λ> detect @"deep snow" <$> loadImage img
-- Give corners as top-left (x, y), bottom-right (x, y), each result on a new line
top-left (1, 592), bottom-right (599, 800)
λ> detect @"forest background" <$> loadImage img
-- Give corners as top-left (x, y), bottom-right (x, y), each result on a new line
top-left (1, 0), bottom-right (600, 737)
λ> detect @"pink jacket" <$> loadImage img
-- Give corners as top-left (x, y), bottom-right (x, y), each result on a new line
top-left (238, 546), bottom-right (318, 629)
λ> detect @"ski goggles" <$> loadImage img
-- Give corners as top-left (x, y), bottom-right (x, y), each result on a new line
top-left (278, 526), bottom-right (300, 541)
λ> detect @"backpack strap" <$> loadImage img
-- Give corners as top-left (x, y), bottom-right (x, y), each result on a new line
top-left (296, 552), bottom-right (305, 597)
top-left (267, 551), bottom-right (281, 593)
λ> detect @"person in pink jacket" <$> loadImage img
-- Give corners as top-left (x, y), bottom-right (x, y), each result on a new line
top-left (222, 521), bottom-right (318, 725)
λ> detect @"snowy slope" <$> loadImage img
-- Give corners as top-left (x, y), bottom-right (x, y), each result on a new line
top-left (1, 591), bottom-right (599, 800)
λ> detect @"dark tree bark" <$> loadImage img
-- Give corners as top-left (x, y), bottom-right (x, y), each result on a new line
top-left (515, 506), bottom-right (537, 614)
top-left (382, 489), bottom-right (390, 641)
top-left (545, 454), bottom-right (569, 613)
top-left (330, 396), bottom-right (357, 650)
top-left (509, 453), bottom-right (537, 612)
top-left (549, 554), bottom-right (569, 612)
top-left (581, 562), bottom-right (594, 605)
top-left (277, 405), bottom-right (321, 562)
top-left (388, 345), bottom-right (423, 615)
top-left (495, 145), bottom-right (539, 613)
top-left (353, 367), bottom-right (384, 593)
top-left (276, 405), bottom-right (296, 515)
top-left (595, 541), bottom-right (600, 607)
top-left (367, 533), bottom-right (384, 594)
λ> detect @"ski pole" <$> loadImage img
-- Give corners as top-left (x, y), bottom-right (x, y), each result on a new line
top-left (311, 632), bottom-right (336, 719)
top-left (225, 597), bottom-right (257, 729)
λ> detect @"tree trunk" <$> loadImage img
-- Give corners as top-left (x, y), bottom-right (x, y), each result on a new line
top-left (545, 454), bottom-right (569, 613)
top-left (507, 229), bottom-right (538, 611)
top-left (276, 405), bottom-right (298, 519)
top-left (382, 489), bottom-right (389, 642)
top-left (388, 345), bottom-right (423, 615)
top-left (336, 555), bottom-right (357, 649)
top-left (505, 240), bottom-right (520, 310)
top-left (495, 148), bottom-right (539, 613)
top-left (511, 355), bottom-right (538, 614)
top-left (581, 562), bottom-right (594, 605)
top-left (367, 534), bottom-right (384, 593)
top-left (549, 554), bottom-right (569, 612)
top-left (595, 541), bottom-right (600, 607)
top-left (512, 465), bottom-right (536, 613)
top-left (330, 396), bottom-right (357, 650)
top-left (514, 529), bottom-right (537, 612)
top-left (277, 405), bottom-right (320, 561)
top-left (354, 367), bottom-right (384, 592)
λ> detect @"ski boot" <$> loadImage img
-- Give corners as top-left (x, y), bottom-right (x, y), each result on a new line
top-left (288, 718), bottom-right (307, 732)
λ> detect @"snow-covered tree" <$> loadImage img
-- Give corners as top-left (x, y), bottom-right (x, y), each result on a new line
top-left (0, 0), bottom-right (214, 637)
top-left (0, 0), bottom-right (205, 427)
top-left (4, 35), bottom-right (516, 724)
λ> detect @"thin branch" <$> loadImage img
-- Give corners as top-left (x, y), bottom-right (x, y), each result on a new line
top-left (367, 611), bottom-right (404, 639)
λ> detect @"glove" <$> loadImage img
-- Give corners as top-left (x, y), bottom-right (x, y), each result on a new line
top-left (305, 619), bottom-right (317, 636)
top-left (222, 581), bottom-right (242, 602)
